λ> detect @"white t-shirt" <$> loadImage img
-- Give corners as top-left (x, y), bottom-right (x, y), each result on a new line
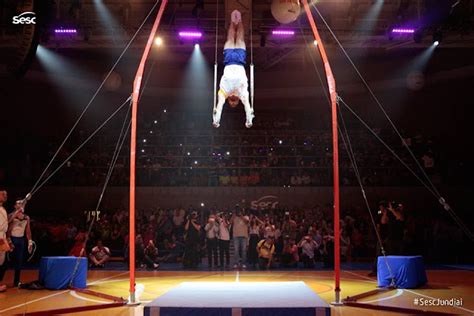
top-left (218, 221), bottom-right (230, 241)
top-left (219, 65), bottom-right (249, 99)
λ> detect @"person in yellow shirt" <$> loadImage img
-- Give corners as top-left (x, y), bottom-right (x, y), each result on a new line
top-left (256, 236), bottom-right (275, 270)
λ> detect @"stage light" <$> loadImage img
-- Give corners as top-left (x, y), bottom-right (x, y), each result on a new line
top-left (154, 120), bottom-right (158, 124)
top-left (154, 37), bottom-right (163, 47)
top-left (278, 140), bottom-right (283, 144)
top-left (187, 152), bottom-right (191, 156)
top-left (194, 43), bottom-right (200, 49)
top-left (226, 151), bottom-right (230, 156)
top-left (150, 131), bottom-right (153, 134)
top-left (434, 41), bottom-right (439, 46)
top-left (163, 109), bottom-right (167, 113)
top-left (391, 28), bottom-right (415, 34)
top-left (200, 202), bottom-right (205, 207)
top-left (313, 40), bottom-right (318, 46)
top-left (194, 160), bottom-right (198, 165)
top-left (141, 149), bottom-right (145, 153)
top-left (143, 139), bottom-right (147, 143)
top-left (272, 30), bottom-right (295, 36)
top-left (54, 28), bottom-right (78, 34)
top-left (179, 31), bottom-right (203, 39)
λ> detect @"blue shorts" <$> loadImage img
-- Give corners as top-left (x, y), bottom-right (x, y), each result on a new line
top-left (223, 48), bottom-right (246, 67)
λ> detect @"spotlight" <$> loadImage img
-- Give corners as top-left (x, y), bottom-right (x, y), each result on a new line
top-left (432, 30), bottom-right (442, 46)
top-left (154, 37), bottom-right (163, 46)
top-left (200, 202), bottom-right (205, 207)
top-left (313, 40), bottom-right (318, 46)
top-left (194, 43), bottom-right (200, 49)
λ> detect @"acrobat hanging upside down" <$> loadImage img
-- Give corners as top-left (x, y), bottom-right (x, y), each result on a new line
top-left (213, 10), bottom-right (255, 129)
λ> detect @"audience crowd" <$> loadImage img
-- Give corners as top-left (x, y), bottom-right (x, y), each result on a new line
top-left (1, 112), bottom-right (459, 188)
top-left (27, 200), bottom-right (469, 270)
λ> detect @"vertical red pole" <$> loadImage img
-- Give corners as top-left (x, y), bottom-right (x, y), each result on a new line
top-left (301, 0), bottom-right (341, 304)
top-left (129, 0), bottom-right (168, 304)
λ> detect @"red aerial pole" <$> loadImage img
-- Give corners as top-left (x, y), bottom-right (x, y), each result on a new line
top-left (301, 0), bottom-right (341, 305)
top-left (129, 0), bottom-right (168, 304)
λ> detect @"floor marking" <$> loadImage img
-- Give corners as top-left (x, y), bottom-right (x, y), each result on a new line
top-left (359, 289), bottom-right (404, 303)
top-left (235, 271), bottom-right (240, 282)
top-left (0, 290), bottom-right (69, 314)
top-left (0, 272), bottom-right (130, 314)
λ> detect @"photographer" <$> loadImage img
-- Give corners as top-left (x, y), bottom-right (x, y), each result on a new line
top-left (183, 211), bottom-right (201, 269)
top-left (231, 205), bottom-right (249, 269)
top-left (387, 201), bottom-right (405, 255)
top-left (281, 211), bottom-right (297, 240)
top-left (216, 212), bottom-right (231, 269)
top-left (204, 215), bottom-right (219, 269)
top-left (298, 235), bottom-right (318, 268)
top-left (248, 215), bottom-right (264, 268)
top-left (256, 236), bottom-right (275, 270)
top-left (368, 201), bottom-right (391, 276)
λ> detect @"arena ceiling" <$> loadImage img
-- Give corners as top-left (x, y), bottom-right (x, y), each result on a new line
top-left (1, 0), bottom-right (473, 49)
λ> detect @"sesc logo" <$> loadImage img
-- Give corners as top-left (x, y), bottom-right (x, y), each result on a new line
top-left (12, 12), bottom-right (36, 25)
top-left (250, 195), bottom-right (279, 210)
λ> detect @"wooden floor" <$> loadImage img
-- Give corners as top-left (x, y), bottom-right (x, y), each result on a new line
top-left (0, 269), bottom-right (473, 315)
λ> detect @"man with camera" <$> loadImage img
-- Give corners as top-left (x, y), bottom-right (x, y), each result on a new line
top-left (231, 205), bottom-right (249, 269)
top-left (216, 212), bottom-right (231, 269)
top-left (298, 234), bottom-right (318, 268)
top-left (368, 200), bottom-right (391, 276)
top-left (204, 214), bottom-right (219, 270)
top-left (183, 211), bottom-right (201, 268)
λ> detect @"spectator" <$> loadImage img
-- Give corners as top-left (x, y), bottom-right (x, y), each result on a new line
top-left (248, 216), bottom-right (263, 268)
top-left (144, 240), bottom-right (160, 269)
top-left (8, 199), bottom-right (33, 286)
top-left (204, 215), bottom-right (219, 269)
top-left (216, 212), bottom-right (231, 269)
top-left (68, 230), bottom-right (87, 257)
top-left (298, 235), bottom-right (317, 268)
top-left (280, 236), bottom-right (299, 268)
top-left (0, 190), bottom-right (10, 292)
top-left (257, 236), bottom-right (275, 270)
top-left (231, 207), bottom-right (249, 269)
top-left (89, 240), bottom-right (111, 268)
top-left (183, 211), bottom-right (201, 269)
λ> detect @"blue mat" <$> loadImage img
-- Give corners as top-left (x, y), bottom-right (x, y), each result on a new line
top-left (39, 256), bottom-right (87, 289)
top-left (378, 255), bottom-right (427, 288)
top-left (144, 282), bottom-right (330, 316)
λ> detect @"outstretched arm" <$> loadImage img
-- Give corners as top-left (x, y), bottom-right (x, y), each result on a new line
top-left (240, 92), bottom-right (254, 128)
top-left (213, 91), bottom-right (226, 128)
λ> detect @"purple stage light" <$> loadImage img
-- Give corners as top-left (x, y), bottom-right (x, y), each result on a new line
top-left (178, 31), bottom-right (203, 38)
top-left (272, 30), bottom-right (295, 36)
top-left (54, 28), bottom-right (78, 34)
top-left (391, 28), bottom-right (415, 34)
